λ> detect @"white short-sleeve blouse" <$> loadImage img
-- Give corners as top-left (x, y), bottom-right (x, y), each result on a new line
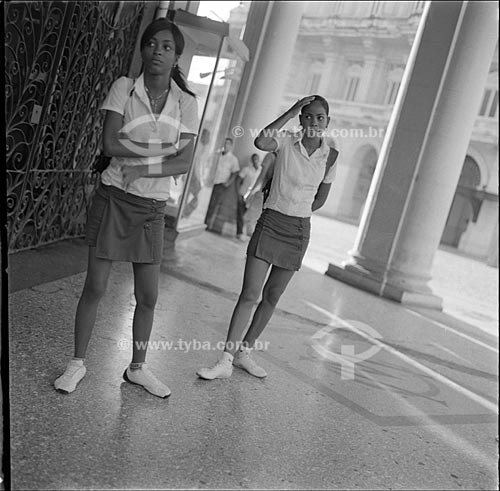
top-left (100, 74), bottom-right (199, 200)
top-left (264, 131), bottom-right (337, 217)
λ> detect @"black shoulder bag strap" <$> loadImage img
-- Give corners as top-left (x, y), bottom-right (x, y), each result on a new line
top-left (93, 78), bottom-right (136, 175)
top-left (323, 147), bottom-right (339, 181)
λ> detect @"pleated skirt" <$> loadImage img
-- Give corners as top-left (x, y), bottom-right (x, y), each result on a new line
top-left (86, 184), bottom-right (166, 264)
top-left (247, 208), bottom-right (311, 271)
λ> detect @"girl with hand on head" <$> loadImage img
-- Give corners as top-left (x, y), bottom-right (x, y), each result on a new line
top-left (54, 18), bottom-right (199, 398)
top-left (197, 95), bottom-right (338, 380)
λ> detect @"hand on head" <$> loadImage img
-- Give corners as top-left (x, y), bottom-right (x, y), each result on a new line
top-left (288, 96), bottom-right (316, 118)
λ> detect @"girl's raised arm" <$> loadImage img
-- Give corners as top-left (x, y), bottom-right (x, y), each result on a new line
top-left (254, 96), bottom-right (315, 151)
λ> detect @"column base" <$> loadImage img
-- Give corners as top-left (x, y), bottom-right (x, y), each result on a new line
top-left (326, 262), bottom-right (443, 310)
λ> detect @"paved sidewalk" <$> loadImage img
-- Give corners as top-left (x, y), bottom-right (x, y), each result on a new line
top-left (306, 215), bottom-right (499, 336)
top-left (7, 219), bottom-right (499, 490)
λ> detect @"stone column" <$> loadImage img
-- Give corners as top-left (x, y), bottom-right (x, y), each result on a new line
top-left (230, 1), bottom-right (306, 163)
top-left (326, 1), bottom-right (498, 309)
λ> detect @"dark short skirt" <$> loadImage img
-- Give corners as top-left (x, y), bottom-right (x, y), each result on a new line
top-left (86, 184), bottom-right (166, 264)
top-left (247, 208), bottom-right (311, 271)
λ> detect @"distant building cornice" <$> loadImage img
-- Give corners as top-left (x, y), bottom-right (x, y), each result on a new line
top-left (299, 15), bottom-right (421, 39)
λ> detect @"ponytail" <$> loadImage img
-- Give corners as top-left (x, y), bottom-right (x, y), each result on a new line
top-left (172, 65), bottom-right (196, 98)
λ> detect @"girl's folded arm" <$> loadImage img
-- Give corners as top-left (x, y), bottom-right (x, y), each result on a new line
top-left (102, 110), bottom-right (176, 158)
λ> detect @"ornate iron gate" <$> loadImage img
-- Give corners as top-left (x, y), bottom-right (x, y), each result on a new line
top-left (5, 1), bottom-right (146, 251)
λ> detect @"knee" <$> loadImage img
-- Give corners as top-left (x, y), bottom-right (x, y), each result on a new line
top-left (135, 289), bottom-right (158, 310)
top-left (262, 286), bottom-right (284, 307)
top-left (82, 280), bottom-right (107, 302)
top-left (239, 286), bottom-right (260, 305)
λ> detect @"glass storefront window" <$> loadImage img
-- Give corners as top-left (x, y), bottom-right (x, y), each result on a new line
top-left (163, 8), bottom-right (249, 234)
top-left (176, 36), bottom-right (247, 232)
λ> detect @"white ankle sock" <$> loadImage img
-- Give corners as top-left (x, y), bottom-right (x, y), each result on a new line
top-left (221, 352), bottom-right (234, 363)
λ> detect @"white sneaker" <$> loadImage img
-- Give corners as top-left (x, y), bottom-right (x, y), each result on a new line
top-left (233, 347), bottom-right (267, 378)
top-left (54, 359), bottom-right (86, 394)
top-left (197, 352), bottom-right (233, 380)
top-left (123, 363), bottom-right (171, 398)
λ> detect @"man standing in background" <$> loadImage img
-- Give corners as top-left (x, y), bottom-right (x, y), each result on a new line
top-left (205, 137), bottom-right (240, 229)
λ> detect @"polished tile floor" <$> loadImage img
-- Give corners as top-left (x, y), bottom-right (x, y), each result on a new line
top-left (7, 222), bottom-right (498, 490)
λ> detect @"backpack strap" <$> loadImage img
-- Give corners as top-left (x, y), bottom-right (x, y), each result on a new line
top-left (323, 147), bottom-right (339, 181)
top-left (261, 151), bottom-right (277, 203)
top-left (94, 78), bottom-right (136, 174)
top-left (129, 78), bottom-right (136, 97)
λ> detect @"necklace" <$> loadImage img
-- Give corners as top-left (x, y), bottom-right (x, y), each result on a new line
top-left (145, 85), bottom-right (170, 114)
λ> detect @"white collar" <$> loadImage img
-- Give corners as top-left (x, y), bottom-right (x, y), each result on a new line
top-left (293, 131), bottom-right (330, 159)
top-left (133, 73), bottom-right (183, 101)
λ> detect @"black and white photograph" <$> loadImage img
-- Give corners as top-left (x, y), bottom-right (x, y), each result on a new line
top-left (3, 1), bottom-right (498, 490)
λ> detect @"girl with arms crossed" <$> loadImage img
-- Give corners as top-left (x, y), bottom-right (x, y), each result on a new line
top-left (54, 19), bottom-right (198, 398)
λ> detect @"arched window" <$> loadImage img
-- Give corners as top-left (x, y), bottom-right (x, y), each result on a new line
top-left (479, 89), bottom-right (498, 118)
top-left (306, 60), bottom-right (323, 93)
top-left (413, 1), bottom-right (426, 14)
top-left (459, 156), bottom-right (481, 188)
top-left (478, 71), bottom-right (498, 119)
top-left (441, 156), bottom-right (482, 247)
top-left (384, 66), bottom-right (404, 105)
top-left (344, 64), bottom-right (363, 102)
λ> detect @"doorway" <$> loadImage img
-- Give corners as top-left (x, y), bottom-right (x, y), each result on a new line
top-left (441, 156), bottom-right (481, 247)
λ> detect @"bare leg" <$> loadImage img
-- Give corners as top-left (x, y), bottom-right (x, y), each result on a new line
top-left (131, 262), bottom-right (161, 364)
top-left (224, 255), bottom-right (271, 355)
top-left (74, 247), bottom-right (113, 359)
top-left (242, 265), bottom-right (295, 348)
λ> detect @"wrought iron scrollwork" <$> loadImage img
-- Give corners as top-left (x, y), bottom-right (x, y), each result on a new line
top-left (6, 1), bottom-right (145, 251)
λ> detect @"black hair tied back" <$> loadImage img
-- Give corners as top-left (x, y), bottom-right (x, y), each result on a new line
top-left (309, 95), bottom-right (329, 116)
top-left (171, 64), bottom-right (196, 98)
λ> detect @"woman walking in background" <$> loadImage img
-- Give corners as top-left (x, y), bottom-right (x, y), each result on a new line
top-left (236, 153), bottom-right (261, 240)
